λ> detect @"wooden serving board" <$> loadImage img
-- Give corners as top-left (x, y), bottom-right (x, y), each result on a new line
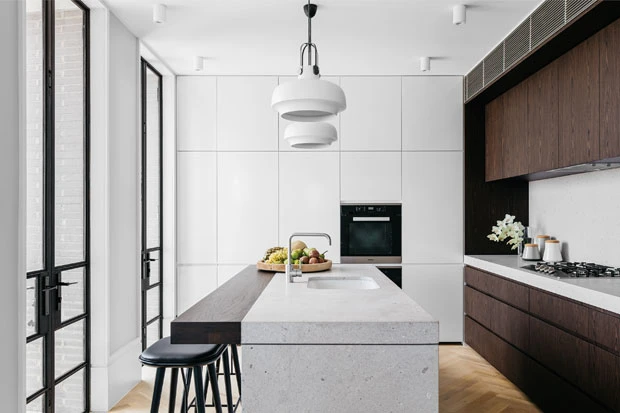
top-left (256, 260), bottom-right (332, 273)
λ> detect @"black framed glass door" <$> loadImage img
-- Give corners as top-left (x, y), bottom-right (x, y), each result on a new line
top-left (25, 0), bottom-right (90, 412)
top-left (140, 59), bottom-right (163, 350)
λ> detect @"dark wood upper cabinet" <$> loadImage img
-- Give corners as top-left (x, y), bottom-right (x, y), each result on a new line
top-left (600, 18), bottom-right (620, 159)
top-left (558, 34), bottom-right (600, 167)
top-left (502, 82), bottom-right (529, 178)
top-left (485, 96), bottom-right (504, 181)
top-left (527, 61), bottom-right (559, 173)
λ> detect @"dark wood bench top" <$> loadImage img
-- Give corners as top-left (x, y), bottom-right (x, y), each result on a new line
top-left (171, 266), bottom-right (275, 345)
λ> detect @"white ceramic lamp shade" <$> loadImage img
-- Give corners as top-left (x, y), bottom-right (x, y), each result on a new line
top-left (284, 121), bottom-right (337, 148)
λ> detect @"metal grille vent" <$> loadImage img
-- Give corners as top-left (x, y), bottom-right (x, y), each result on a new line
top-left (483, 43), bottom-right (504, 86)
top-left (505, 18), bottom-right (531, 69)
top-left (566, 0), bottom-right (596, 22)
top-left (531, 0), bottom-right (565, 48)
top-left (466, 63), bottom-right (483, 100)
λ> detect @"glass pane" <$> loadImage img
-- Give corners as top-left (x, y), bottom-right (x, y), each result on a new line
top-left (146, 321), bottom-right (160, 348)
top-left (147, 250), bottom-right (160, 285)
top-left (55, 368), bottom-right (85, 413)
top-left (60, 268), bottom-right (85, 322)
top-left (55, 319), bottom-right (85, 379)
top-left (147, 287), bottom-right (160, 322)
top-left (26, 394), bottom-right (45, 413)
top-left (145, 67), bottom-right (161, 249)
top-left (26, 338), bottom-right (44, 397)
top-left (26, 0), bottom-right (44, 272)
top-left (26, 278), bottom-right (37, 336)
top-left (54, 1), bottom-right (85, 266)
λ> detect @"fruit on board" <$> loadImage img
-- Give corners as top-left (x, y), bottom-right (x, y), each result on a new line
top-left (261, 242), bottom-right (328, 265)
top-left (299, 256), bottom-right (310, 264)
top-left (291, 249), bottom-right (303, 260)
top-left (309, 257), bottom-right (319, 264)
top-left (291, 240), bottom-right (307, 251)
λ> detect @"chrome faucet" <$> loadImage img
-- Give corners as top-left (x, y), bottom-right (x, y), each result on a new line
top-left (286, 232), bottom-right (332, 283)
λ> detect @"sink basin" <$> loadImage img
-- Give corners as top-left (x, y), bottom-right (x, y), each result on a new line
top-left (307, 276), bottom-right (380, 290)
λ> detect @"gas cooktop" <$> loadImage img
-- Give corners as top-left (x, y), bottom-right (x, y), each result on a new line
top-left (521, 262), bottom-right (620, 279)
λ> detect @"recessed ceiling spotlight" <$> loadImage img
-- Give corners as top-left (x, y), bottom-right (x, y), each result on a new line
top-left (453, 4), bottom-right (466, 25)
top-left (193, 56), bottom-right (204, 71)
top-left (153, 4), bottom-right (167, 24)
top-left (420, 56), bottom-right (431, 72)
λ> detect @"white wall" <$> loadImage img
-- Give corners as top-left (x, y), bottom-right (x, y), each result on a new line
top-left (529, 168), bottom-right (620, 266)
top-left (1, 1), bottom-right (25, 411)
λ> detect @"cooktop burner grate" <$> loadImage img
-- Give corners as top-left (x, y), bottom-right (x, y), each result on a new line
top-left (521, 261), bottom-right (620, 278)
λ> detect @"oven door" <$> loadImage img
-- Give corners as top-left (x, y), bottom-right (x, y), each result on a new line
top-left (341, 214), bottom-right (402, 263)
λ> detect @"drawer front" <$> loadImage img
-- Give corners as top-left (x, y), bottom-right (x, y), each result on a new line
top-left (464, 286), bottom-right (492, 329)
top-left (590, 309), bottom-right (620, 355)
top-left (586, 345), bottom-right (620, 411)
top-left (530, 288), bottom-right (589, 338)
top-left (464, 266), bottom-right (529, 311)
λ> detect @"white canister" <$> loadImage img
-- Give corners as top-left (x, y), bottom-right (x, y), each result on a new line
top-left (543, 240), bottom-right (563, 262)
top-left (522, 244), bottom-right (541, 260)
top-left (536, 235), bottom-right (550, 256)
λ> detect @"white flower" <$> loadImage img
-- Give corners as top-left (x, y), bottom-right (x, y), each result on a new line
top-left (488, 214), bottom-right (524, 251)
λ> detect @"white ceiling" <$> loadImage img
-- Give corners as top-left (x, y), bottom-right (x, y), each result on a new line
top-left (103, 0), bottom-right (541, 76)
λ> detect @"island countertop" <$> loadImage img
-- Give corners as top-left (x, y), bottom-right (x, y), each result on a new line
top-left (171, 264), bottom-right (438, 345)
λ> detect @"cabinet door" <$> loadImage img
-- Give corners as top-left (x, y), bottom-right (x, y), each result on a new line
top-left (177, 77), bottom-right (217, 151)
top-left (527, 61), bottom-right (559, 173)
top-left (216, 77), bottom-right (278, 151)
top-left (217, 152), bottom-right (278, 263)
top-left (402, 76), bottom-right (463, 151)
top-left (279, 152), bottom-right (340, 262)
top-left (502, 82), bottom-right (529, 178)
top-left (340, 152), bottom-right (401, 202)
top-left (558, 35), bottom-right (600, 167)
top-left (485, 95), bottom-right (503, 181)
top-left (600, 19), bottom-right (620, 159)
top-left (340, 77), bottom-right (401, 151)
top-left (177, 152), bottom-right (217, 264)
top-left (402, 152), bottom-right (463, 263)
top-left (403, 265), bottom-right (463, 342)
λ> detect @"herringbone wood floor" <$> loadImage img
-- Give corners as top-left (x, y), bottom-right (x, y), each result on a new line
top-left (111, 344), bottom-right (541, 412)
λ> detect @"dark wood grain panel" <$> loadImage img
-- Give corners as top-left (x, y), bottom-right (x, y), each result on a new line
top-left (502, 81), bottom-right (529, 178)
top-left (464, 266), bottom-right (529, 312)
top-left (485, 95), bottom-right (504, 181)
top-left (600, 18), bottom-right (620, 159)
top-left (590, 309), bottom-right (620, 355)
top-left (586, 344), bottom-right (620, 411)
top-left (464, 286), bottom-right (493, 329)
top-left (492, 298), bottom-right (530, 352)
top-left (558, 34), bottom-right (600, 167)
top-left (527, 61), bottom-right (559, 173)
top-left (530, 288), bottom-right (589, 338)
top-left (171, 266), bottom-right (275, 344)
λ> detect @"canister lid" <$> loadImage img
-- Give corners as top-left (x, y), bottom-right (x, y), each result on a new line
top-left (525, 243), bottom-right (538, 247)
top-left (545, 240), bottom-right (560, 244)
top-left (536, 235), bottom-right (551, 239)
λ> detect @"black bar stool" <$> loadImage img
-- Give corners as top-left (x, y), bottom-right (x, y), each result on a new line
top-left (139, 337), bottom-right (234, 413)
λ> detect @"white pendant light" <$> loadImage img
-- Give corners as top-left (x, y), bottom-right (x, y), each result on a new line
top-left (420, 56), bottom-right (431, 72)
top-left (453, 4), bottom-right (466, 25)
top-left (284, 122), bottom-right (337, 149)
top-left (153, 4), bottom-right (167, 24)
top-left (271, 2), bottom-right (346, 122)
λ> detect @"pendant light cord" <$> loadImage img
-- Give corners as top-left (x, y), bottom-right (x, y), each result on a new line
top-left (307, 0), bottom-right (312, 66)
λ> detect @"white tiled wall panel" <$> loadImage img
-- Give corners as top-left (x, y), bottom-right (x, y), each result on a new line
top-left (217, 152), bottom-right (279, 263)
top-left (176, 265), bottom-right (218, 314)
top-left (177, 77), bottom-right (217, 151)
top-left (402, 152), bottom-right (463, 263)
top-left (402, 76), bottom-right (463, 151)
top-left (216, 76), bottom-right (278, 151)
top-left (278, 152), bottom-right (341, 262)
top-left (340, 77), bottom-right (401, 151)
top-left (217, 264), bottom-right (248, 287)
top-left (176, 152), bottom-right (217, 264)
top-left (341, 152), bottom-right (402, 202)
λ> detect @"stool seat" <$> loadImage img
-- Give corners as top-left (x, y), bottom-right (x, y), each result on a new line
top-left (139, 337), bottom-right (226, 368)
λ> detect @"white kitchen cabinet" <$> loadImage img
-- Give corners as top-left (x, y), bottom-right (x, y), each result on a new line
top-left (176, 265), bottom-right (218, 314)
top-left (402, 77), bottom-right (463, 151)
top-left (340, 77), bottom-right (401, 151)
top-left (402, 264), bottom-right (463, 342)
top-left (341, 152), bottom-right (401, 202)
top-left (278, 76), bottom-right (341, 152)
top-left (177, 77), bottom-right (217, 151)
top-left (216, 76), bottom-right (278, 151)
top-left (217, 265), bottom-right (247, 287)
top-left (217, 152), bottom-right (278, 264)
top-left (279, 152), bottom-right (340, 262)
top-left (402, 152), bottom-right (463, 263)
top-left (176, 152), bottom-right (217, 264)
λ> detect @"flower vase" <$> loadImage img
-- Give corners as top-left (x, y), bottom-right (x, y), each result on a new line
top-left (517, 242), bottom-right (523, 257)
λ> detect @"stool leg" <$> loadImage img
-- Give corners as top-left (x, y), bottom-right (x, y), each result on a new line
top-left (231, 345), bottom-right (242, 395)
top-left (168, 368), bottom-right (179, 413)
top-left (222, 349), bottom-right (234, 413)
top-left (208, 362), bottom-right (223, 413)
top-left (181, 368), bottom-right (192, 412)
top-left (202, 363), bottom-right (211, 402)
top-left (193, 366), bottom-right (206, 413)
top-left (151, 368), bottom-right (166, 413)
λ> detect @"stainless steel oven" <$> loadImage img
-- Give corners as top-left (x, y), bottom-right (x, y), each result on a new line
top-left (340, 204), bottom-right (402, 264)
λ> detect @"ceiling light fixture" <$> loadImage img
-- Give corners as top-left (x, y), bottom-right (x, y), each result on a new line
top-left (153, 4), bottom-right (167, 24)
top-left (271, 1), bottom-right (346, 123)
top-left (284, 122), bottom-right (337, 149)
top-left (453, 4), bottom-right (466, 25)
top-left (193, 56), bottom-right (204, 71)
top-left (420, 56), bottom-right (431, 72)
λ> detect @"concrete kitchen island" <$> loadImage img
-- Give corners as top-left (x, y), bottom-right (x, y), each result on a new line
top-left (172, 264), bottom-right (439, 413)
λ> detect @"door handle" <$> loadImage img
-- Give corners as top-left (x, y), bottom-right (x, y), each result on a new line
top-left (58, 281), bottom-right (78, 287)
top-left (144, 258), bottom-right (157, 262)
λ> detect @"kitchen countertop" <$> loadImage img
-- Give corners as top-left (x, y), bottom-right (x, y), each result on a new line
top-left (465, 255), bottom-right (620, 315)
top-left (242, 264), bottom-right (438, 345)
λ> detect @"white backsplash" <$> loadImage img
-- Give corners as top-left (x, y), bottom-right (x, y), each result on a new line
top-left (529, 168), bottom-right (620, 266)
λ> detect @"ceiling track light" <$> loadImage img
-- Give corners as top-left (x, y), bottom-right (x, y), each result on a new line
top-left (420, 56), bottom-right (431, 72)
top-left (153, 4), bottom-right (167, 24)
top-left (453, 4), bottom-right (466, 25)
top-left (193, 56), bottom-right (204, 71)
